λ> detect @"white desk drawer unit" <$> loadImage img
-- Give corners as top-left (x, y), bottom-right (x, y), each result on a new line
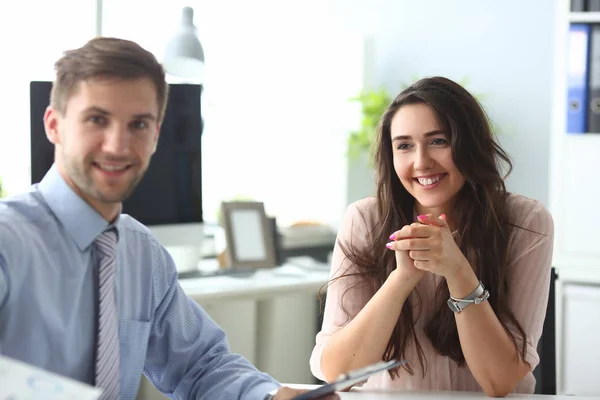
top-left (561, 282), bottom-right (600, 397)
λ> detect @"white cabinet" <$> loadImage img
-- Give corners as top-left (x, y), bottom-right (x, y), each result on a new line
top-left (557, 272), bottom-right (600, 396)
top-left (561, 283), bottom-right (600, 396)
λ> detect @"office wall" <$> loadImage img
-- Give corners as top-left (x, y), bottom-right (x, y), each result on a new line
top-left (331, 0), bottom-right (556, 208)
top-left (0, 1), bottom-right (95, 196)
top-left (0, 0), bottom-right (556, 229)
top-left (102, 0), bottom-right (364, 229)
top-left (180, 0), bottom-right (557, 227)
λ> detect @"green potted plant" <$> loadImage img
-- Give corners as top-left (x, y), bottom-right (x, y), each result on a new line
top-left (345, 87), bottom-right (391, 203)
top-left (0, 176), bottom-right (6, 198)
top-left (347, 87), bottom-right (391, 162)
top-left (344, 77), bottom-right (495, 205)
top-left (346, 77), bottom-right (494, 163)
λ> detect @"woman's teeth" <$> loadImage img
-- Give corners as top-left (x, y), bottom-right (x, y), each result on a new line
top-left (417, 175), bottom-right (443, 186)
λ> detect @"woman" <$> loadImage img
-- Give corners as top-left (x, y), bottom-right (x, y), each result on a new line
top-left (309, 77), bottom-right (553, 396)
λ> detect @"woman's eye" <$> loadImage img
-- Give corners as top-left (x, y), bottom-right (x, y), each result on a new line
top-left (397, 143), bottom-right (411, 150)
top-left (431, 138), bottom-right (447, 145)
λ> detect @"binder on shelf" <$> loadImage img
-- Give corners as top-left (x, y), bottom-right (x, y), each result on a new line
top-left (567, 23), bottom-right (590, 134)
top-left (588, 0), bottom-right (600, 11)
top-left (588, 25), bottom-right (600, 133)
top-left (571, 0), bottom-right (585, 12)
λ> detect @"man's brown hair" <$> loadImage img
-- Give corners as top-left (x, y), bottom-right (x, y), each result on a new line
top-left (50, 37), bottom-right (169, 122)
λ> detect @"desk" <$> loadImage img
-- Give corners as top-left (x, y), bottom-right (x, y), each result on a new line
top-left (181, 264), bottom-right (329, 380)
top-left (136, 263), bottom-right (330, 400)
top-left (179, 263), bottom-right (330, 302)
top-left (288, 385), bottom-right (600, 399)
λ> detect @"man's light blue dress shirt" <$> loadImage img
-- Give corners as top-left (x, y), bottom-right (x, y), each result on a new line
top-left (0, 165), bottom-right (280, 399)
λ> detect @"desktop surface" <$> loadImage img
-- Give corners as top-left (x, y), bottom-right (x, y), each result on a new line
top-left (288, 385), bottom-right (600, 399)
top-left (178, 267), bottom-right (258, 279)
top-left (178, 261), bottom-right (330, 302)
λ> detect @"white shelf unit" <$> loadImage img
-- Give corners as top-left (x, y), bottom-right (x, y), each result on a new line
top-left (552, 5), bottom-right (600, 268)
top-left (552, 2), bottom-right (600, 396)
top-left (569, 12), bottom-right (600, 22)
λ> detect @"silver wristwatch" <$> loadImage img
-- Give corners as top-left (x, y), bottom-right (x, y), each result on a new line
top-left (447, 281), bottom-right (490, 313)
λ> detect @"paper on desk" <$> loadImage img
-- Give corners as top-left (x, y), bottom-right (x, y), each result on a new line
top-left (285, 256), bottom-right (330, 271)
top-left (0, 355), bottom-right (102, 400)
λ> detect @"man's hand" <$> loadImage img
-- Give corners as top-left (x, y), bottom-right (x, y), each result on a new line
top-left (272, 386), bottom-right (340, 400)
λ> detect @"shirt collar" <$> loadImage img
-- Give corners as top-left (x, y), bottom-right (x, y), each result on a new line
top-left (37, 164), bottom-right (122, 252)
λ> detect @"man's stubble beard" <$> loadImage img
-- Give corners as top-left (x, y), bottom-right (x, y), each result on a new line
top-left (65, 155), bottom-right (147, 204)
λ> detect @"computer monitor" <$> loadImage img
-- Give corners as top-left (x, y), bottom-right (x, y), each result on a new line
top-left (30, 81), bottom-right (205, 271)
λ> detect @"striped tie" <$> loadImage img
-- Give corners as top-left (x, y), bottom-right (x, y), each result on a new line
top-left (95, 229), bottom-right (120, 400)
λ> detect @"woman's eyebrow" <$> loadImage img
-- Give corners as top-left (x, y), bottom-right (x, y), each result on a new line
top-left (391, 129), bottom-right (445, 142)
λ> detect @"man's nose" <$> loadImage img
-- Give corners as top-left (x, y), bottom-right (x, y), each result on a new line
top-left (102, 125), bottom-right (130, 155)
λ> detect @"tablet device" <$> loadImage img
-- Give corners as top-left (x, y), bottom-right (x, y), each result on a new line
top-left (291, 359), bottom-right (407, 400)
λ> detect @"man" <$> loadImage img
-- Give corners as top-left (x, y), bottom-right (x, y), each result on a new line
top-left (0, 37), bottom-right (335, 400)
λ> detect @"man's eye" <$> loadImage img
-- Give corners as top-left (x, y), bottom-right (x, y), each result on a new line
top-left (89, 116), bottom-right (106, 125)
top-left (132, 120), bottom-right (147, 130)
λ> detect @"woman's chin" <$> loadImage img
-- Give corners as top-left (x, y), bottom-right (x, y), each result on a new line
top-left (414, 197), bottom-right (450, 212)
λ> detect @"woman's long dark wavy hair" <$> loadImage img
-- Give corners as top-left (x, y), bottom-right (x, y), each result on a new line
top-left (335, 76), bottom-right (527, 377)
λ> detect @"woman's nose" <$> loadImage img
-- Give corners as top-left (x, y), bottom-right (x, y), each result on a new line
top-left (414, 148), bottom-right (434, 171)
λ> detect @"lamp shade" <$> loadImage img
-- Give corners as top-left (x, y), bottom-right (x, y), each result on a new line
top-left (164, 7), bottom-right (205, 80)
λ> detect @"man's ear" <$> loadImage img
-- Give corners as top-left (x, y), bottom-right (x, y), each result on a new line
top-left (44, 106), bottom-right (61, 145)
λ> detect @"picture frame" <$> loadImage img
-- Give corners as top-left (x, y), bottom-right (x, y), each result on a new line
top-left (220, 201), bottom-right (277, 268)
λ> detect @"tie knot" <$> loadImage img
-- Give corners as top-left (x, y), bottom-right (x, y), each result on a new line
top-left (95, 229), bottom-right (117, 257)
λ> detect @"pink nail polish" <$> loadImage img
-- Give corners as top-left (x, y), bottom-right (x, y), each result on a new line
top-left (386, 242), bottom-right (393, 249)
top-left (389, 233), bottom-right (395, 240)
top-left (417, 215), bottom-right (426, 220)
top-left (440, 213), bottom-right (447, 220)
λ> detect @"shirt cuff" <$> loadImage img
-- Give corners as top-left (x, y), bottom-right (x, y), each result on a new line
top-left (248, 382), bottom-right (280, 400)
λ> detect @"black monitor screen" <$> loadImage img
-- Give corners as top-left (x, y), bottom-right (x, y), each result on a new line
top-left (29, 81), bottom-right (203, 225)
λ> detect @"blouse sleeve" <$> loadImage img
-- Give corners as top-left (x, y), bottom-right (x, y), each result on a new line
top-left (309, 200), bottom-right (376, 381)
top-left (504, 197), bottom-right (555, 371)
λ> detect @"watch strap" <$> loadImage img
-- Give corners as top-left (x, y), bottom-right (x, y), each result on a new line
top-left (447, 281), bottom-right (489, 313)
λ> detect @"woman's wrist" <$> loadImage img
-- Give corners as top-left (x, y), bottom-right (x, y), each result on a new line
top-left (382, 269), bottom-right (421, 307)
top-left (445, 262), bottom-right (479, 298)
top-left (389, 268), bottom-right (423, 290)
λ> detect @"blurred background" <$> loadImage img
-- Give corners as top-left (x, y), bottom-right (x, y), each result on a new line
top-left (1, 0), bottom-right (599, 398)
